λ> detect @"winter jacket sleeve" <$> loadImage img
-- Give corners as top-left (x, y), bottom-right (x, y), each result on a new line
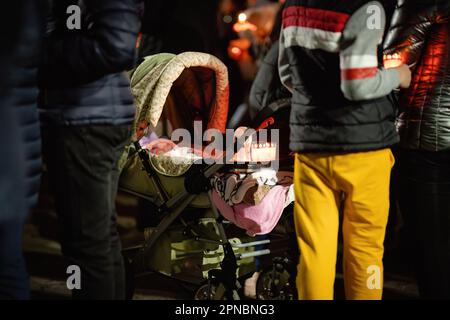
top-left (278, 1), bottom-right (400, 101)
top-left (250, 42), bottom-right (291, 119)
top-left (278, 27), bottom-right (294, 94)
top-left (339, 1), bottom-right (400, 101)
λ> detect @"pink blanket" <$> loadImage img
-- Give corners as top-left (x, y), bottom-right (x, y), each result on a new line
top-left (212, 185), bottom-right (289, 237)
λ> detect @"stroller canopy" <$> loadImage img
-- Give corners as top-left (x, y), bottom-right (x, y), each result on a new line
top-left (130, 52), bottom-right (229, 140)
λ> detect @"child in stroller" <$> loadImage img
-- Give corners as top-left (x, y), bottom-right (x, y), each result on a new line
top-left (119, 52), bottom-right (296, 300)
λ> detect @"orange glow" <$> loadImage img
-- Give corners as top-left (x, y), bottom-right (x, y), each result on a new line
top-left (233, 22), bottom-right (258, 33)
top-left (229, 46), bottom-right (243, 60)
top-left (136, 33), bottom-right (142, 49)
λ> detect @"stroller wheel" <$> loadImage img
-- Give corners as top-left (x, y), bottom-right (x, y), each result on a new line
top-left (256, 260), bottom-right (296, 300)
top-left (194, 283), bottom-right (216, 300)
top-left (194, 282), bottom-right (227, 300)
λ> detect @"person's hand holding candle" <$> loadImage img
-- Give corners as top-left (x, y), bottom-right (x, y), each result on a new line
top-left (384, 53), bottom-right (403, 69)
top-left (384, 53), bottom-right (412, 89)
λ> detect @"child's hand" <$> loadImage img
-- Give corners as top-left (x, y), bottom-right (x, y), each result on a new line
top-left (395, 64), bottom-right (412, 89)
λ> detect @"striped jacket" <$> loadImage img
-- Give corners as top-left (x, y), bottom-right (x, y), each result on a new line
top-left (279, 0), bottom-right (401, 152)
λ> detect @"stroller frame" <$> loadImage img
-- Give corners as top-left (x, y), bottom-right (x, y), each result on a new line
top-left (125, 134), bottom-right (274, 300)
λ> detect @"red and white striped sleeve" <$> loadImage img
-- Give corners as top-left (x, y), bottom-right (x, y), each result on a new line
top-left (339, 2), bottom-right (400, 101)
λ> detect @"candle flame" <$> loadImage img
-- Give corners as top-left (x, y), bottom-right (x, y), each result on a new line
top-left (384, 52), bottom-right (403, 69)
top-left (238, 13), bottom-right (247, 23)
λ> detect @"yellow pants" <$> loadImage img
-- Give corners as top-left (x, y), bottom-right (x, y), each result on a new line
top-left (294, 149), bottom-right (395, 300)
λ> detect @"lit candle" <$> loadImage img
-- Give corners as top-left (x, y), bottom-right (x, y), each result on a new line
top-left (238, 12), bottom-right (247, 24)
top-left (233, 12), bottom-right (257, 33)
top-left (384, 53), bottom-right (403, 69)
top-left (251, 143), bottom-right (277, 162)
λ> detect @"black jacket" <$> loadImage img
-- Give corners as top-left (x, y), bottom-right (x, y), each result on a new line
top-left (1, 0), bottom-right (45, 225)
top-left (384, 0), bottom-right (450, 151)
top-left (39, 0), bottom-right (140, 126)
top-left (249, 42), bottom-right (291, 121)
top-left (12, 0), bottom-right (45, 209)
top-left (279, 0), bottom-right (400, 152)
top-left (0, 2), bottom-right (28, 223)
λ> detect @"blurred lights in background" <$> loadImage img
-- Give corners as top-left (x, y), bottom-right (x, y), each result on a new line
top-left (223, 15), bottom-right (233, 24)
top-left (229, 46), bottom-right (244, 60)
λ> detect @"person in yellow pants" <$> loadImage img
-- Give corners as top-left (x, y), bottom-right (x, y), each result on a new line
top-left (278, 0), bottom-right (412, 300)
top-left (294, 150), bottom-right (395, 300)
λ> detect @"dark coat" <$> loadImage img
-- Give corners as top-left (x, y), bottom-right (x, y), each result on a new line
top-left (0, 0), bottom-right (45, 213)
top-left (39, 0), bottom-right (141, 126)
top-left (280, 0), bottom-right (399, 152)
top-left (384, 0), bottom-right (450, 151)
top-left (0, 0), bottom-right (44, 300)
top-left (11, 0), bottom-right (45, 209)
top-left (249, 42), bottom-right (291, 120)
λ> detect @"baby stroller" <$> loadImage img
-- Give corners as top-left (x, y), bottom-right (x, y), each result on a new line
top-left (120, 52), bottom-right (297, 300)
